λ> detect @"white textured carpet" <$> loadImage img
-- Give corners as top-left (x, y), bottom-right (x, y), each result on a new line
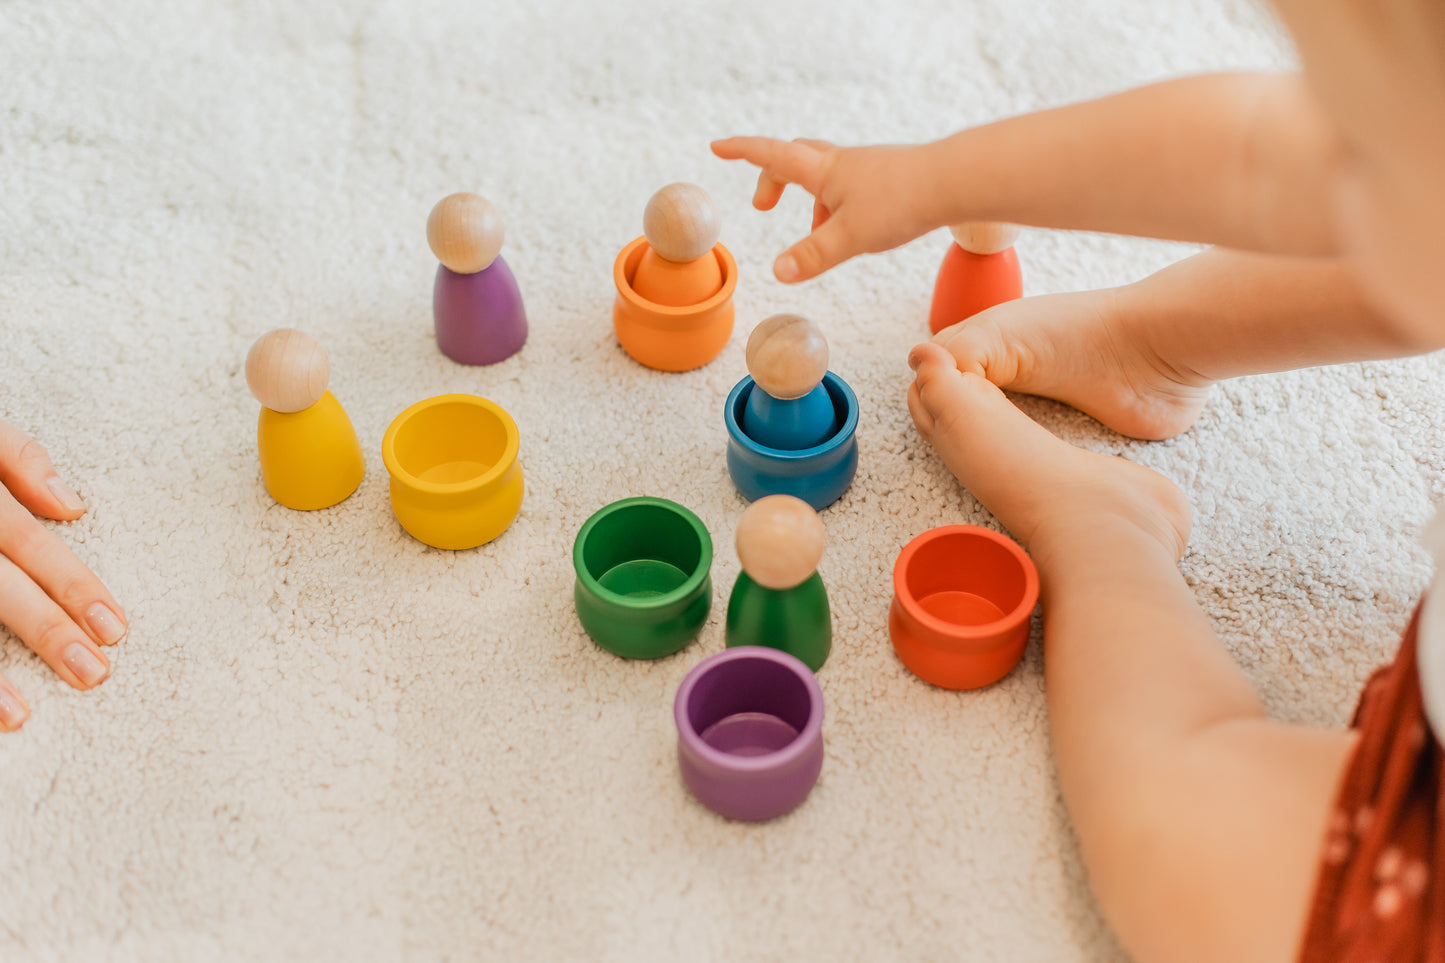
top-left (3, 1), bottom-right (1441, 960)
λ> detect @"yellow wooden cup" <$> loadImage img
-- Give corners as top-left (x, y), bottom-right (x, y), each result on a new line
top-left (382, 394), bottom-right (523, 550)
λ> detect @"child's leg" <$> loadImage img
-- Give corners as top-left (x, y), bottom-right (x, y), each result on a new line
top-left (935, 246), bottom-right (1416, 441)
top-left (909, 344), bottom-right (1359, 963)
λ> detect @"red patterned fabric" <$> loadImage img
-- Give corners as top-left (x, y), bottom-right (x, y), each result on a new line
top-left (1300, 603), bottom-right (1445, 962)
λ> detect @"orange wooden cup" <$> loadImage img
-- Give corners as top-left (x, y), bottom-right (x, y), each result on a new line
top-left (889, 525), bottom-right (1040, 689)
top-left (612, 236), bottom-right (737, 372)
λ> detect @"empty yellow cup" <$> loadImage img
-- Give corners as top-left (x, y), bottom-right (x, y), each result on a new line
top-left (382, 394), bottom-right (523, 550)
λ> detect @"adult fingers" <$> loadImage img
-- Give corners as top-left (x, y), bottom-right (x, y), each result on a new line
top-left (0, 671), bottom-right (29, 731)
top-left (0, 420), bottom-right (87, 521)
top-left (0, 551), bottom-right (111, 690)
top-left (0, 495), bottom-right (128, 647)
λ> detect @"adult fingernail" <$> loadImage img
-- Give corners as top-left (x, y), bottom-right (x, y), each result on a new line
top-left (47, 477), bottom-right (86, 513)
top-left (774, 255), bottom-right (799, 282)
top-left (62, 643), bottom-right (109, 688)
top-left (86, 603), bottom-right (127, 646)
top-left (0, 688), bottom-right (28, 731)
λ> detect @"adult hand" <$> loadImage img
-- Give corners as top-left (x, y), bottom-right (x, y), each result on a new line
top-left (0, 420), bottom-right (126, 731)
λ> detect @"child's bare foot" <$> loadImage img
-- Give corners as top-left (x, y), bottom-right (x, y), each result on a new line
top-left (933, 287), bottom-right (1211, 441)
top-left (907, 342), bottom-right (1191, 560)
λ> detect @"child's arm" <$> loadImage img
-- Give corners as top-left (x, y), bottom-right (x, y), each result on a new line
top-left (713, 72), bottom-right (1341, 283)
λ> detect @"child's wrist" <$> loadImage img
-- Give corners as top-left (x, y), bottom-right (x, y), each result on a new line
top-left (918, 127), bottom-right (1009, 230)
top-left (909, 139), bottom-right (969, 232)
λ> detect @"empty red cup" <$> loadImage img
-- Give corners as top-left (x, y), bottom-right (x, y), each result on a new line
top-left (889, 525), bottom-right (1040, 689)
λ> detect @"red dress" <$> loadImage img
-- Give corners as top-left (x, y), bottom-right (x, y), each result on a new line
top-left (1300, 603), bottom-right (1445, 961)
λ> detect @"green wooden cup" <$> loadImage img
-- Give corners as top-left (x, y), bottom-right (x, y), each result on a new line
top-left (573, 497), bottom-right (714, 659)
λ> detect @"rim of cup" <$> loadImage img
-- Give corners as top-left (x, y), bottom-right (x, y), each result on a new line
top-left (724, 372), bottom-right (858, 459)
top-left (892, 524), bottom-right (1039, 640)
top-left (614, 236), bottom-right (738, 317)
top-left (573, 496), bottom-right (713, 611)
top-left (382, 394), bottom-right (520, 496)
top-left (673, 646), bottom-right (824, 773)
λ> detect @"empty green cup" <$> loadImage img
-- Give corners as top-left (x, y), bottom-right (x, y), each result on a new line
top-left (573, 497), bottom-right (714, 659)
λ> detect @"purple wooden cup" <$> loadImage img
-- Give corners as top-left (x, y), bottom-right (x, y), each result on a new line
top-left (674, 646), bottom-right (824, 821)
top-left (433, 254), bottom-right (528, 365)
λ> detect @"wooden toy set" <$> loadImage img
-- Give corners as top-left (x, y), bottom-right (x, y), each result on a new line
top-left (613, 183), bottom-right (738, 372)
top-left (245, 185), bottom-right (1038, 823)
top-left (428, 193), bottom-right (528, 366)
top-left (245, 329), bottom-right (365, 512)
top-left (723, 314), bottom-right (859, 511)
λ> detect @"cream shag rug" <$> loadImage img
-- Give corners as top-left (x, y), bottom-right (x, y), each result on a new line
top-left (3, 1), bottom-right (1439, 959)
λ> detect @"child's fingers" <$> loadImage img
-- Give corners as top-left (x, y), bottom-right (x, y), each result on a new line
top-left (0, 672), bottom-right (29, 732)
top-left (709, 136), bottom-right (753, 160)
top-left (713, 136), bottom-right (843, 277)
top-left (733, 137), bottom-right (837, 212)
top-left (792, 138), bottom-right (835, 152)
top-left (0, 421), bottom-right (86, 521)
top-left (753, 172), bottom-right (787, 211)
top-left (711, 137), bottom-right (827, 198)
top-left (774, 217), bottom-right (850, 283)
top-left (811, 199), bottom-right (831, 232)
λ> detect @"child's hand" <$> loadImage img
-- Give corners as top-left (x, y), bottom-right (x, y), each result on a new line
top-left (0, 420), bottom-right (127, 731)
top-left (711, 137), bottom-right (940, 283)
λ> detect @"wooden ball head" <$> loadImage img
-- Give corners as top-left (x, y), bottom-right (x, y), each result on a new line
top-left (428, 193), bottom-right (505, 274)
top-left (745, 314), bottom-right (829, 400)
top-left (643, 183), bottom-right (720, 263)
top-left (246, 329), bottom-right (330, 413)
top-left (949, 222), bottom-right (1020, 256)
top-left (736, 495), bottom-right (826, 590)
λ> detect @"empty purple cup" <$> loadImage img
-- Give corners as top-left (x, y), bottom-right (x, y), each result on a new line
top-left (674, 646), bottom-right (824, 821)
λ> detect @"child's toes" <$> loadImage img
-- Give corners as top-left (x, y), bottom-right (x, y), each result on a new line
top-left (911, 342), bottom-right (1016, 441)
top-left (909, 342), bottom-right (1080, 528)
top-left (906, 381), bottom-right (934, 441)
